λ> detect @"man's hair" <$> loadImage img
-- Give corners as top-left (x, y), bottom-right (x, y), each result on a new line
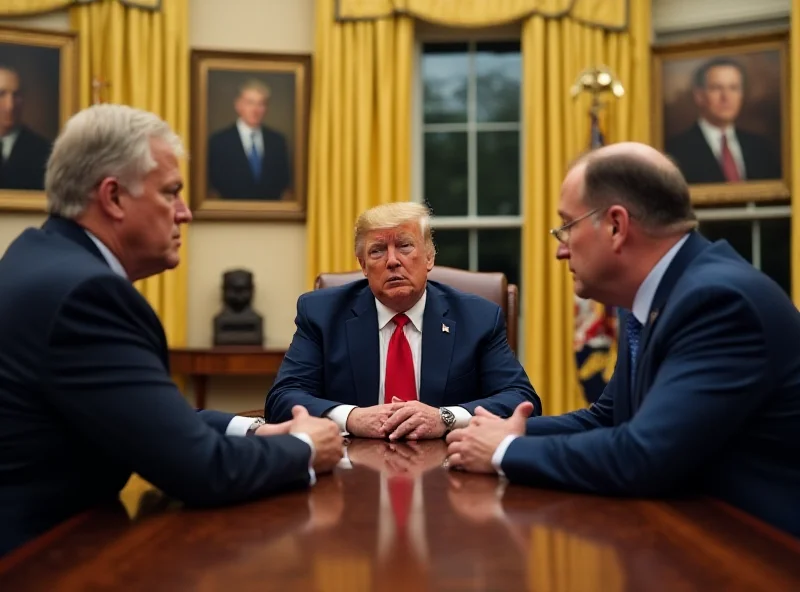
top-left (45, 103), bottom-right (184, 219)
top-left (580, 152), bottom-right (697, 235)
top-left (237, 79), bottom-right (270, 101)
top-left (692, 57), bottom-right (746, 90)
top-left (354, 202), bottom-right (435, 258)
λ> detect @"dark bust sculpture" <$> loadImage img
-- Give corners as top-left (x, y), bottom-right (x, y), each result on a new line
top-left (213, 269), bottom-right (264, 346)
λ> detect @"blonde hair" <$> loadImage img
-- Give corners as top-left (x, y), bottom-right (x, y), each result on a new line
top-left (237, 79), bottom-right (270, 101)
top-left (354, 202), bottom-right (435, 258)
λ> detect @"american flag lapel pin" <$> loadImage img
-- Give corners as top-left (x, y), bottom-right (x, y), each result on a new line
top-left (442, 323), bottom-right (450, 333)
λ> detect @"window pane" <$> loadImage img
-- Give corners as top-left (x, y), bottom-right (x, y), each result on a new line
top-left (422, 43), bottom-right (468, 124)
top-left (759, 218), bottom-right (791, 296)
top-left (424, 132), bottom-right (468, 216)
top-left (698, 220), bottom-right (753, 263)
top-left (476, 41), bottom-right (521, 123)
top-left (478, 228), bottom-right (521, 288)
top-left (433, 229), bottom-right (470, 270)
top-left (477, 131), bottom-right (520, 216)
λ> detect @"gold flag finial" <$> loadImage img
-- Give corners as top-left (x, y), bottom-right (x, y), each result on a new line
top-left (570, 66), bottom-right (624, 118)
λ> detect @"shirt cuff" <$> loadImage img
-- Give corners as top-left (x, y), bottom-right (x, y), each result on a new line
top-left (325, 404), bottom-right (357, 434)
top-left (290, 432), bottom-right (317, 486)
top-left (491, 434), bottom-right (519, 478)
top-left (225, 415), bottom-right (257, 436)
top-left (445, 405), bottom-right (473, 429)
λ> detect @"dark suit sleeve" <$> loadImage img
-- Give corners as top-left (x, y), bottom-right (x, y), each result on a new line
top-left (266, 296), bottom-right (345, 422)
top-left (501, 288), bottom-right (768, 495)
top-left (276, 133), bottom-right (291, 192)
top-left (456, 307), bottom-right (542, 418)
top-left (524, 371), bottom-right (617, 436)
top-left (45, 276), bottom-right (312, 506)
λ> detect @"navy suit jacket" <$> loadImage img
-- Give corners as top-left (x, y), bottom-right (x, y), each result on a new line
top-left (0, 216), bottom-right (312, 556)
top-left (266, 280), bottom-right (540, 423)
top-left (0, 126), bottom-right (51, 190)
top-left (502, 232), bottom-right (800, 537)
top-left (665, 123), bottom-right (781, 184)
top-left (207, 124), bottom-right (291, 200)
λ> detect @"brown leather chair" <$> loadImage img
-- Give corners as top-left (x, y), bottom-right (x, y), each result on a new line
top-left (314, 266), bottom-right (519, 355)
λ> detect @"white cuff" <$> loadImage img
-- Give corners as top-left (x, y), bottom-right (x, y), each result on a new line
top-left (225, 415), bottom-right (257, 436)
top-left (290, 432), bottom-right (317, 486)
top-left (491, 434), bottom-right (519, 478)
top-left (445, 406), bottom-right (473, 429)
top-left (325, 404), bottom-right (357, 434)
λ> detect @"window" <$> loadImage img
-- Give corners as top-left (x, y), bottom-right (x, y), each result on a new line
top-left (695, 201), bottom-right (791, 296)
top-left (416, 41), bottom-right (523, 289)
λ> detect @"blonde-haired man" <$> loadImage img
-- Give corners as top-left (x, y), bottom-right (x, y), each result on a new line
top-left (267, 202), bottom-right (540, 440)
top-left (207, 79), bottom-right (291, 200)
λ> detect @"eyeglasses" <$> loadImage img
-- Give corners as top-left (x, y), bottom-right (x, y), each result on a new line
top-left (549, 208), bottom-right (600, 244)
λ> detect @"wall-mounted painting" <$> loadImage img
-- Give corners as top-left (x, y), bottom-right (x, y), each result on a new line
top-left (191, 49), bottom-right (311, 220)
top-left (652, 32), bottom-right (789, 204)
top-left (0, 26), bottom-right (77, 212)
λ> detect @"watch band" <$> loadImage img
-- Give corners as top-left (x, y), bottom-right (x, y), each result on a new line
top-left (439, 407), bottom-right (456, 432)
top-left (245, 417), bottom-right (266, 436)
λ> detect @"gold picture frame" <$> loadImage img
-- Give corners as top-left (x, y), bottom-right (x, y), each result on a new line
top-left (0, 26), bottom-right (78, 212)
top-left (652, 32), bottom-right (790, 205)
top-left (190, 49), bottom-right (311, 221)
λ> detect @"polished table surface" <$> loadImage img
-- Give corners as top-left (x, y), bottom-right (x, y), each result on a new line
top-left (1, 439), bottom-right (799, 591)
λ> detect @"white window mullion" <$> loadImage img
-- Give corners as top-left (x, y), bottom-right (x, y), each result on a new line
top-left (469, 228), bottom-right (479, 271)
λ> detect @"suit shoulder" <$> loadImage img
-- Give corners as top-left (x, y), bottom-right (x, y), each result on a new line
top-left (208, 125), bottom-right (237, 143)
top-left (20, 126), bottom-right (52, 149)
top-left (297, 279), bottom-right (369, 306)
top-left (262, 126), bottom-right (287, 143)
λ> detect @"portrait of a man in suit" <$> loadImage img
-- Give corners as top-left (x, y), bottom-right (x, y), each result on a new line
top-left (664, 57), bottom-right (781, 185)
top-left (0, 63), bottom-right (53, 191)
top-left (207, 79), bottom-right (292, 201)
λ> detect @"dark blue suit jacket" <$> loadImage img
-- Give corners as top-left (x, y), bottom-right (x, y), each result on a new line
top-left (502, 232), bottom-right (800, 537)
top-left (266, 280), bottom-right (540, 422)
top-left (0, 217), bottom-right (312, 556)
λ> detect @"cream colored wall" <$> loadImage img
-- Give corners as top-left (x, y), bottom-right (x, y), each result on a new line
top-left (187, 0), bottom-right (314, 412)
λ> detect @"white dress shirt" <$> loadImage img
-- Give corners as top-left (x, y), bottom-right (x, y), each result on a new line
top-left (0, 127), bottom-right (19, 161)
top-left (236, 119), bottom-right (263, 158)
top-left (490, 233), bottom-right (692, 474)
top-left (697, 118), bottom-right (747, 180)
top-left (84, 229), bottom-right (316, 482)
top-left (326, 289), bottom-right (473, 432)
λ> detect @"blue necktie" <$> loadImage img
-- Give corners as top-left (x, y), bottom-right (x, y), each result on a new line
top-left (248, 132), bottom-right (261, 181)
top-left (626, 313), bottom-right (643, 386)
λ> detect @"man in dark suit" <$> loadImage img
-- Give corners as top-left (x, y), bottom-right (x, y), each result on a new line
top-left (446, 142), bottom-right (800, 538)
top-left (266, 202), bottom-right (540, 441)
top-left (0, 104), bottom-right (342, 557)
top-left (207, 80), bottom-right (291, 200)
top-left (0, 64), bottom-right (52, 190)
top-left (664, 57), bottom-right (781, 184)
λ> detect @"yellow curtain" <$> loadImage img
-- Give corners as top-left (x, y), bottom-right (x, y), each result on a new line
top-left (306, 0), bottom-right (413, 288)
top-left (69, 0), bottom-right (189, 346)
top-left (522, 0), bottom-right (650, 415)
top-left (0, 0), bottom-right (158, 17)
top-left (792, 0), bottom-right (800, 308)
top-left (336, 0), bottom-right (627, 29)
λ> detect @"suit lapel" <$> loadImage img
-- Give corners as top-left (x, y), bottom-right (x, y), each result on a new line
top-left (346, 288), bottom-right (381, 408)
top-left (616, 310), bottom-right (634, 422)
top-left (631, 232), bottom-right (710, 408)
top-left (419, 284), bottom-right (455, 408)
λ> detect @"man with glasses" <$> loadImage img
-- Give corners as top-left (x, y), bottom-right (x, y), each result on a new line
top-left (446, 141), bottom-right (800, 538)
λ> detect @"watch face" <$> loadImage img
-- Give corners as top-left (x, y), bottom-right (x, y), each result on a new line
top-left (440, 407), bottom-right (456, 427)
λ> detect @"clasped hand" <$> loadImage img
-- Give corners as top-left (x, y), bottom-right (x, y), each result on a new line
top-left (346, 397), bottom-right (446, 440)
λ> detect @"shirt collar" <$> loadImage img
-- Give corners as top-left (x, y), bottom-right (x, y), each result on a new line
top-left (236, 118), bottom-right (261, 136)
top-left (631, 233), bottom-right (690, 324)
top-left (83, 229), bottom-right (128, 279)
top-left (375, 288), bottom-right (427, 332)
top-left (698, 117), bottom-right (735, 142)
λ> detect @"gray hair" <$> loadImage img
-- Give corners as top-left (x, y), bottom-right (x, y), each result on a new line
top-left (45, 103), bottom-right (184, 219)
top-left (354, 202), bottom-right (435, 259)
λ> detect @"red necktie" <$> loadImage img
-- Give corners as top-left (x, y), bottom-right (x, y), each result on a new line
top-left (388, 475), bottom-right (414, 535)
top-left (384, 314), bottom-right (417, 404)
top-left (720, 134), bottom-right (740, 182)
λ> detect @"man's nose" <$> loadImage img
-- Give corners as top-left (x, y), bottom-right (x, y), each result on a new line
top-left (386, 245), bottom-right (401, 267)
top-left (175, 198), bottom-right (193, 224)
top-left (555, 243), bottom-right (570, 260)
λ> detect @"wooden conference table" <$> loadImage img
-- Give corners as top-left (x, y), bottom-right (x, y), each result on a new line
top-left (1, 439), bottom-right (799, 590)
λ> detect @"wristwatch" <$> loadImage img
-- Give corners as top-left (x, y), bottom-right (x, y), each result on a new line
top-left (439, 407), bottom-right (456, 433)
top-left (245, 417), bottom-right (266, 436)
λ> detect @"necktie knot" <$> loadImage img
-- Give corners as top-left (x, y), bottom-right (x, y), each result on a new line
top-left (393, 314), bottom-right (410, 330)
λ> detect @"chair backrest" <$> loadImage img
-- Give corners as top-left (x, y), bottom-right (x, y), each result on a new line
top-left (314, 266), bottom-right (519, 355)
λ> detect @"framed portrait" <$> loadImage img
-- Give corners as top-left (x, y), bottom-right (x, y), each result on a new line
top-left (0, 26), bottom-right (77, 212)
top-left (652, 32), bottom-right (790, 204)
top-left (190, 49), bottom-right (311, 220)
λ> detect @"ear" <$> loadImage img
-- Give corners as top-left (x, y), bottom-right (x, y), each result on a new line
top-left (425, 248), bottom-right (435, 272)
top-left (357, 257), bottom-right (368, 276)
top-left (692, 87), bottom-right (706, 107)
top-left (607, 205), bottom-right (631, 250)
top-left (95, 177), bottom-right (125, 221)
